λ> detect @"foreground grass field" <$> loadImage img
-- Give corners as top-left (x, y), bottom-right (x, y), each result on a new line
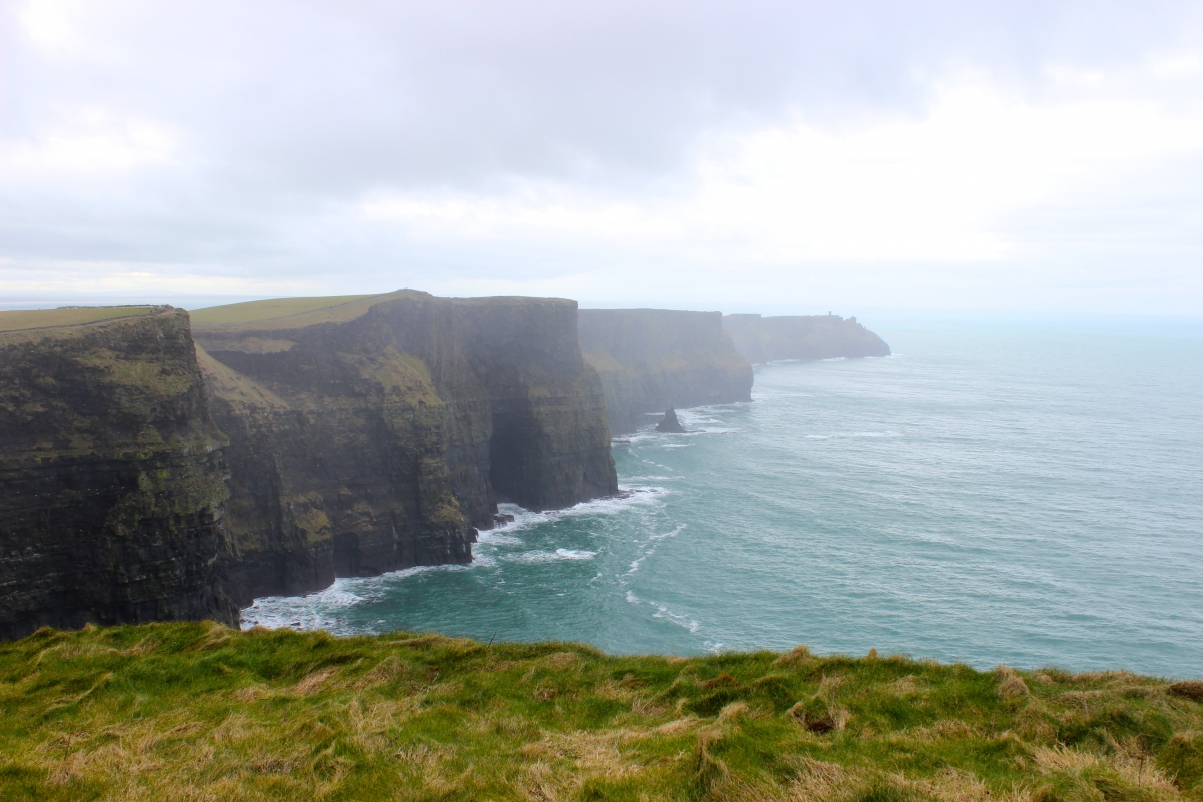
top-left (1, 623), bottom-right (1201, 801)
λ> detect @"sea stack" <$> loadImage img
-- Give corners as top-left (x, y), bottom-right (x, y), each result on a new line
top-left (656, 407), bottom-right (687, 433)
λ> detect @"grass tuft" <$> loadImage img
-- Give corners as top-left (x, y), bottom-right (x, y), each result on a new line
top-left (1, 623), bottom-right (1201, 801)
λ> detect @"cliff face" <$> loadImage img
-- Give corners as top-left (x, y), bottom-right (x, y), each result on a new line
top-left (192, 291), bottom-right (616, 604)
top-left (452, 298), bottom-right (617, 510)
top-left (0, 307), bottom-right (237, 639)
top-left (577, 309), bottom-right (753, 434)
top-left (722, 314), bottom-right (890, 364)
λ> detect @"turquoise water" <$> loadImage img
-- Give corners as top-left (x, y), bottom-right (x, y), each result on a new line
top-left (243, 318), bottom-right (1203, 677)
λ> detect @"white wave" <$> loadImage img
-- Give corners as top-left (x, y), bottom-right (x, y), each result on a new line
top-left (625, 590), bottom-right (640, 604)
top-left (239, 556), bottom-right (492, 632)
top-left (627, 551), bottom-right (651, 574)
top-left (240, 578), bottom-right (364, 632)
top-left (640, 459), bottom-right (677, 472)
top-left (502, 548), bottom-right (597, 564)
top-left (805, 431), bottom-right (899, 440)
top-left (648, 523), bottom-right (687, 542)
top-left (476, 530), bottom-right (524, 546)
top-left (556, 548), bottom-right (596, 560)
top-left (490, 486), bottom-right (668, 534)
top-left (660, 443), bottom-right (692, 449)
top-left (651, 602), bottom-right (701, 633)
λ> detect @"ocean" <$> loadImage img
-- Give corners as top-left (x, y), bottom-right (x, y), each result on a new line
top-left (242, 316), bottom-right (1203, 677)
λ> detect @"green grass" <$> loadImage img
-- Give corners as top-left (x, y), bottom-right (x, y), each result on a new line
top-left (2, 624), bottom-right (1202, 801)
top-left (188, 295), bottom-right (379, 326)
top-left (0, 306), bottom-right (161, 333)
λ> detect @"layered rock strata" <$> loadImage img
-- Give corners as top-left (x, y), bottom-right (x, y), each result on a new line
top-left (722, 314), bottom-right (890, 363)
top-left (0, 307), bottom-right (237, 639)
top-left (191, 291), bottom-right (617, 605)
top-left (577, 309), bottom-right (753, 434)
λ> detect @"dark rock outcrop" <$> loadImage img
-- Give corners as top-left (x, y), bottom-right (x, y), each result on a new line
top-left (0, 307), bottom-right (237, 639)
top-left (577, 309), bottom-right (753, 434)
top-left (721, 314), bottom-right (890, 363)
top-left (655, 408), bottom-right (687, 433)
top-left (191, 291), bottom-right (617, 605)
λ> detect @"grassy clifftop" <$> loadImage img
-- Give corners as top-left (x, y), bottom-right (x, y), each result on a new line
top-left (0, 306), bottom-right (163, 335)
top-left (3, 624), bottom-right (1201, 801)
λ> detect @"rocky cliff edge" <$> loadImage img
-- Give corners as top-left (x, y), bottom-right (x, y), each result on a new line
top-left (0, 307), bottom-right (237, 639)
top-left (192, 291), bottom-right (617, 605)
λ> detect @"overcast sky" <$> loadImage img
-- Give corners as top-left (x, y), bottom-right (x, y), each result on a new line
top-left (2, 1), bottom-right (1202, 314)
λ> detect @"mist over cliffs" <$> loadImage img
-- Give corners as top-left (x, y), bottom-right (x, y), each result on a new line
top-left (578, 309), bottom-right (753, 434)
top-left (723, 313), bottom-right (890, 363)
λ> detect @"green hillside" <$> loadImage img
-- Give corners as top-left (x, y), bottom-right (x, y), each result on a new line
top-left (2, 623), bottom-right (1200, 801)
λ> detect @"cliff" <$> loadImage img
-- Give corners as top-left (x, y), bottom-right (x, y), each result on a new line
top-left (577, 309), bottom-right (753, 434)
top-left (722, 313), bottom-right (891, 363)
top-left (191, 291), bottom-right (616, 604)
top-left (0, 307), bottom-right (237, 639)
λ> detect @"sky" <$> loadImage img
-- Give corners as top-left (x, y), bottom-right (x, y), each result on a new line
top-left (2, 0), bottom-right (1202, 315)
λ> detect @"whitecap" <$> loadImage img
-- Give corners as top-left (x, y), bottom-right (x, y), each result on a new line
top-left (805, 431), bottom-right (898, 440)
top-left (490, 486), bottom-right (668, 534)
top-left (477, 531), bottom-right (524, 546)
top-left (648, 524), bottom-right (687, 542)
top-left (651, 602), bottom-right (701, 633)
top-left (555, 548), bottom-right (597, 560)
top-left (627, 550), bottom-right (652, 574)
top-left (239, 557), bottom-right (491, 633)
top-left (502, 548), bottom-right (597, 564)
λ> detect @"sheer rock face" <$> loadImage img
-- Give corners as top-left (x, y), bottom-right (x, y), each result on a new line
top-left (722, 314), bottom-right (890, 364)
top-left (0, 308), bottom-right (237, 640)
top-left (193, 292), bottom-right (616, 605)
top-left (577, 309), bottom-right (753, 435)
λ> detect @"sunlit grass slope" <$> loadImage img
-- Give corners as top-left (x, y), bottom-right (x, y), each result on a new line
top-left (188, 291), bottom-right (441, 331)
top-left (2, 623), bottom-right (1202, 801)
top-left (188, 295), bottom-right (378, 326)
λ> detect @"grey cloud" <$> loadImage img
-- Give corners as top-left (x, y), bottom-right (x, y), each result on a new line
top-left (2, 0), bottom-right (1202, 294)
